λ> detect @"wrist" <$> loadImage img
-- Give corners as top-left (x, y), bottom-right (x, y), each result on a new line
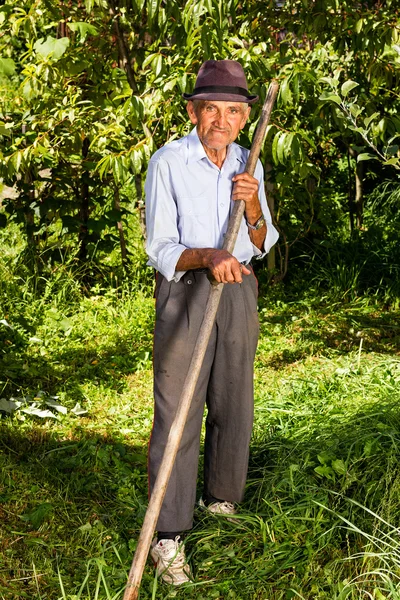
top-left (246, 213), bottom-right (265, 230)
top-left (201, 248), bottom-right (216, 269)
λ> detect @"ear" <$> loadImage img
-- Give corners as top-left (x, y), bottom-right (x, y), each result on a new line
top-left (186, 101), bottom-right (198, 125)
top-left (240, 105), bottom-right (251, 129)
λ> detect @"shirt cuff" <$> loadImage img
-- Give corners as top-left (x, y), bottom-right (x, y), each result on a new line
top-left (147, 243), bottom-right (188, 282)
top-left (253, 222), bottom-right (279, 260)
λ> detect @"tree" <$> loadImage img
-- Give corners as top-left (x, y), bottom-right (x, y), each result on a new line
top-left (0, 0), bottom-right (399, 280)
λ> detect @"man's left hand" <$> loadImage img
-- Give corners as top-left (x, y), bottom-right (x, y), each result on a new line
top-left (231, 172), bottom-right (259, 206)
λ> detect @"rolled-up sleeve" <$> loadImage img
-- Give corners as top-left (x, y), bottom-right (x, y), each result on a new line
top-left (253, 160), bottom-right (279, 259)
top-left (145, 159), bottom-right (187, 282)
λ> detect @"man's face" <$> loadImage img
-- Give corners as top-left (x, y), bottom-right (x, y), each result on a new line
top-left (187, 100), bottom-right (250, 152)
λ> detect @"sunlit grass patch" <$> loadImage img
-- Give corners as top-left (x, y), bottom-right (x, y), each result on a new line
top-left (1, 250), bottom-right (400, 598)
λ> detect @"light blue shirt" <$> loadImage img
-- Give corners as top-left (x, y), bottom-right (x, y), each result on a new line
top-left (145, 128), bottom-right (279, 282)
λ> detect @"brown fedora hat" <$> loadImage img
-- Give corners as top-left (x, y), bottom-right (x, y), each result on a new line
top-left (183, 60), bottom-right (259, 104)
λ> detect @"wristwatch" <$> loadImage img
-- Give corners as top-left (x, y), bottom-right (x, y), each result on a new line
top-left (246, 214), bottom-right (265, 230)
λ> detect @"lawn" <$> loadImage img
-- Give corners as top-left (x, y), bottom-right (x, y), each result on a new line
top-left (1, 258), bottom-right (400, 599)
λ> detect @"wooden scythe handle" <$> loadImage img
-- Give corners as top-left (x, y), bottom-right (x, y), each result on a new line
top-left (123, 79), bottom-right (279, 600)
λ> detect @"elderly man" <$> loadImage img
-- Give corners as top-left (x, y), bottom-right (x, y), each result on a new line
top-left (145, 60), bottom-right (278, 584)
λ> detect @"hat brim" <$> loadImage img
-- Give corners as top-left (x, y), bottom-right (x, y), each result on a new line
top-left (182, 92), bottom-right (259, 105)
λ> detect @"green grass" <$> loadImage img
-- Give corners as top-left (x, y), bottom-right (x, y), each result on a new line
top-left (1, 229), bottom-right (400, 599)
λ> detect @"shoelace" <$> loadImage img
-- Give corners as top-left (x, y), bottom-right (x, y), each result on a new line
top-left (160, 538), bottom-right (185, 567)
top-left (215, 501), bottom-right (235, 512)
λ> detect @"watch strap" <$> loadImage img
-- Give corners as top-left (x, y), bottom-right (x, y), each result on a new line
top-left (246, 214), bottom-right (265, 230)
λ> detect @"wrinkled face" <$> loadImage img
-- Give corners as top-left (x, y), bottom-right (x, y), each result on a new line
top-left (187, 100), bottom-right (250, 152)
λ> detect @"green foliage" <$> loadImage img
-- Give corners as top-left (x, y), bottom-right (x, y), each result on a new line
top-left (1, 252), bottom-right (400, 597)
top-left (0, 0), bottom-right (399, 280)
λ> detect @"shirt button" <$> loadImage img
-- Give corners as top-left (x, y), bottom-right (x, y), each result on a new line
top-left (187, 279), bottom-right (192, 285)
top-left (220, 203), bottom-right (224, 207)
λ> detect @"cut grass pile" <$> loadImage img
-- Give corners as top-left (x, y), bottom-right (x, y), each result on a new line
top-left (1, 260), bottom-right (400, 599)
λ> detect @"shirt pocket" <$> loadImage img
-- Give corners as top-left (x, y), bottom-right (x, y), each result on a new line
top-left (176, 196), bottom-right (212, 245)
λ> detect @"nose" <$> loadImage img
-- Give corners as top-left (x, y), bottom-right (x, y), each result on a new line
top-left (213, 110), bottom-right (228, 128)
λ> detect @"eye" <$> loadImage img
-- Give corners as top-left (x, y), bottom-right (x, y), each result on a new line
top-left (205, 104), bottom-right (217, 112)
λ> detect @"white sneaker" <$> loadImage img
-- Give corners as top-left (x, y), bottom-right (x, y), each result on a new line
top-left (199, 497), bottom-right (238, 522)
top-left (150, 536), bottom-right (191, 585)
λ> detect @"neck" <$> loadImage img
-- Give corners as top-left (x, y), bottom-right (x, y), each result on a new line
top-left (203, 145), bottom-right (227, 169)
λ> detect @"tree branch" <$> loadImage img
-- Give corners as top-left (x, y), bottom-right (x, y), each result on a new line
top-left (109, 2), bottom-right (138, 93)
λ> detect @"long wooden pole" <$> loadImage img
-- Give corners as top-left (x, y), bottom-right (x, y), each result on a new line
top-left (123, 80), bottom-right (279, 600)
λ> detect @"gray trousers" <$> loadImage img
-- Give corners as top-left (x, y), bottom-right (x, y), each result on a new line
top-left (148, 269), bottom-right (259, 532)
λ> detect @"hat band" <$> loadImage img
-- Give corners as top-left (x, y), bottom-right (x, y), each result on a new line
top-left (191, 85), bottom-right (250, 96)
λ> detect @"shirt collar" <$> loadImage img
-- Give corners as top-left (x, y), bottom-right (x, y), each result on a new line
top-left (186, 127), bottom-right (246, 166)
top-left (186, 128), bottom-right (208, 164)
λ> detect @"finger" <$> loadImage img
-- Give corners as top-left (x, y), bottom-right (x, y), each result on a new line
top-left (230, 262), bottom-right (243, 283)
top-left (232, 173), bottom-right (257, 182)
top-left (225, 272), bottom-right (236, 284)
top-left (241, 265), bottom-right (251, 276)
top-left (232, 183), bottom-right (258, 197)
top-left (233, 180), bottom-right (258, 191)
top-left (210, 269), bottom-right (222, 283)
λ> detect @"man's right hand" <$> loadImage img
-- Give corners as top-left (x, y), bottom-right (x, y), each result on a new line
top-left (176, 248), bottom-right (250, 283)
top-left (205, 249), bottom-right (250, 284)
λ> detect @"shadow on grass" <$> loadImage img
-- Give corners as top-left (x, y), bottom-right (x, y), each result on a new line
top-left (0, 424), bottom-right (149, 598)
top-left (0, 330), bottom-right (153, 400)
top-left (1, 386), bottom-right (400, 598)
top-left (257, 303), bottom-right (400, 370)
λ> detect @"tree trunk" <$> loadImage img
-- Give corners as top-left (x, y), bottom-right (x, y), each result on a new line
top-left (354, 160), bottom-right (364, 229)
top-left (110, 2), bottom-right (138, 93)
top-left (265, 163), bottom-right (276, 273)
top-left (349, 146), bottom-right (364, 229)
top-left (347, 148), bottom-right (355, 232)
top-left (21, 122), bottom-right (36, 250)
top-left (78, 137), bottom-right (90, 261)
top-left (135, 174), bottom-right (147, 241)
top-left (114, 186), bottom-right (128, 269)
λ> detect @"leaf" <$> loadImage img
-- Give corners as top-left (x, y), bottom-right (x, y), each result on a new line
top-left (142, 53), bottom-right (157, 69)
top-left (153, 54), bottom-right (163, 77)
top-left (280, 79), bottom-right (292, 106)
top-left (349, 105), bottom-right (363, 118)
top-left (59, 317), bottom-right (72, 333)
top-left (67, 22), bottom-right (98, 42)
top-left (385, 144), bottom-right (399, 156)
top-left (0, 319), bottom-right (13, 329)
top-left (272, 131), bottom-right (281, 165)
top-left (357, 153), bottom-right (378, 162)
top-left (319, 93), bottom-right (342, 106)
top-left (21, 406), bottom-right (58, 419)
top-left (355, 18), bottom-right (364, 33)
top-left (34, 36), bottom-right (70, 61)
top-left (319, 76), bottom-right (336, 87)
top-left (314, 465), bottom-right (334, 480)
top-left (131, 95), bottom-right (145, 119)
top-left (163, 78), bottom-right (177, 92)
top-left (45, 400), bottom-right (68, 415)
top-left (0, 58), bottom-right (16, 76)
top-left (332, 459), bottom-right (346, 475)
top-left (277, 133), bottom-right (287, 164)
top-left (21, 503), bottom-right (53, 529)
top-left (341, 80), bottom-right (359, 97)
top-left (71, 403), bottom-right (88, 416)
top-left (0, 398), bottom-right (18, 413)
top-left (363, 112), bottom-right (380, 129)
